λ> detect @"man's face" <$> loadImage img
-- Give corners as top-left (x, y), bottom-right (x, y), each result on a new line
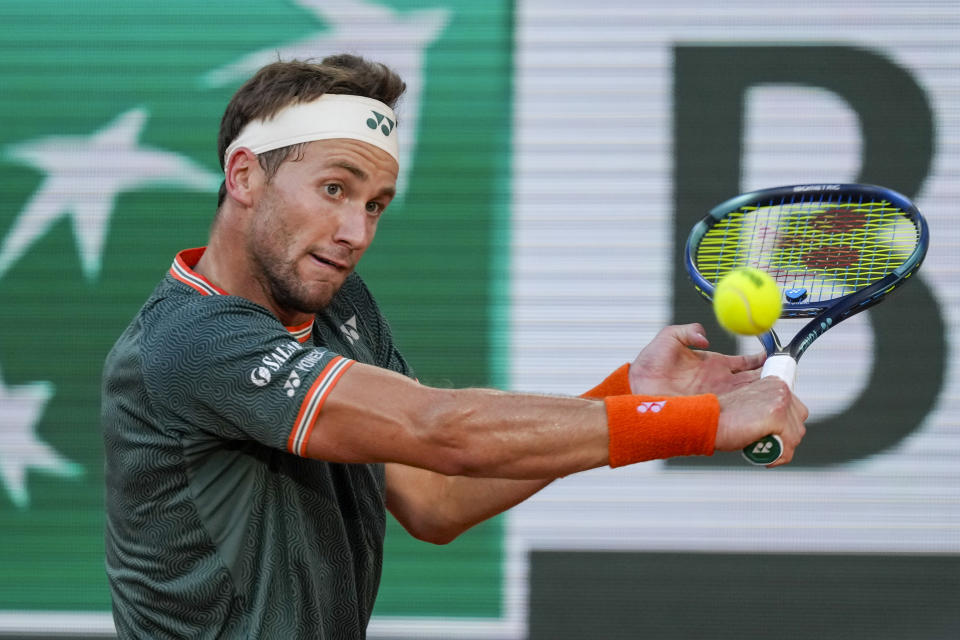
top-left (247, 139), bottom-right (398, 315)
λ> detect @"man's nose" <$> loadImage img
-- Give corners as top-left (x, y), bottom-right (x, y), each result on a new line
top-left (332, 203), bottom-right (371, 249)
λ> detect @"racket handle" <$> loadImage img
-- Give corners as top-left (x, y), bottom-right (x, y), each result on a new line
top-left (759, 354), bottom-right (797, 390)
top-left (742, 354), bottom-right (797, 465)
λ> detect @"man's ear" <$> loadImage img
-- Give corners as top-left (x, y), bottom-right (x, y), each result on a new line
top-left (224, 148), bottom-right (262, 207)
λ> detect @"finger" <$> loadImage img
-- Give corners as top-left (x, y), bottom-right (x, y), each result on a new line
top-left (729, 369), bottom-right (761, 387)
top-left (767, 450), bottom-right (792, 468)
top-left (794, 395), bottom-right (810, 422)
top-left (725, 350), bottom-right (766, 373)
top-left (768, 394), bottom-right (808, 468)
top-left (708, 367), bottom-right (761, 392)
top-left (768, 426), bottom-right (801, 468)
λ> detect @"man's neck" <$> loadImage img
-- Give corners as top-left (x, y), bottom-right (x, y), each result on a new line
top-left (194, 225), bottom-right (314, 328)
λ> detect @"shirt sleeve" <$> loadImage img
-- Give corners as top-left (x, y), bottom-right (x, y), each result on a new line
top-left (143, 296), bottom-right (353, 456)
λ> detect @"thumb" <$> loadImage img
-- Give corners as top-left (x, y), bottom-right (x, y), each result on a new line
top-left (675, 323), bottom-right (710, 349)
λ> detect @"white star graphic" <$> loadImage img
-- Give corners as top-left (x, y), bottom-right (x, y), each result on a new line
top-left (201, 0), bottom-right (450, 200)
top-left (0, 366), bottom-right (83, 509)
top-left (0, 108), bottom-right (221, 282)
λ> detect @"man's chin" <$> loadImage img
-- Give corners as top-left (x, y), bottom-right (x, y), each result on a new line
top-left (269, 281), bottom-right (338, 316)
top-left (297, 283), bottom-right (342, 313)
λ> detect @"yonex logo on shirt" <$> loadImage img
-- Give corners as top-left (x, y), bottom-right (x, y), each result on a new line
top-left (340, 315), bottom-right (361, 345)
top-left (284, 370), bottom-right (301, 398)
top-left (637, 401), bottom-right (666, 414)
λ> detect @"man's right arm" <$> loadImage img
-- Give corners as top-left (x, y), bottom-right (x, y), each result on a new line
top-left (305, 361), bottom-right (807, 478)
top-left (307, 362), bottom-right (609, 478)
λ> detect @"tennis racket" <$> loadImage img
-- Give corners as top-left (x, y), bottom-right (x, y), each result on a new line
top-left (684, 183), bottom-right (929, 465)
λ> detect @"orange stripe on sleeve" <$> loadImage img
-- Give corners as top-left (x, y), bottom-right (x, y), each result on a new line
top-left (296, 359), bottom-right (354, 456)
top-left (287, 357), bottom-right (355, 457)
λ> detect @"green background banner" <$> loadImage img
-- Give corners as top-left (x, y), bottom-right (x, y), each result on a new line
top-left (0, 0), bottom-right (511, 621)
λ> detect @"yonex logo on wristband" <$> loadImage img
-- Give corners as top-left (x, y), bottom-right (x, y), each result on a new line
top-left (637, 401), bottom-right (666, 414)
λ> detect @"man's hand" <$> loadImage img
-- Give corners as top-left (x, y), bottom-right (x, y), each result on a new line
top-left (714, 377), bottom-right (809, 467)
top-left (629, 323), bottom-right (764, 396)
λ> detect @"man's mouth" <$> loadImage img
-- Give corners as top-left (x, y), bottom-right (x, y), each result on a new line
top-left (310, 253), bottom-right (348, 271)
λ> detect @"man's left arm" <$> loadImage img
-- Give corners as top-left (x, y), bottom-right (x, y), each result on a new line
top-left (385, 464), bottom-right (553, 545)
top-left (385, 323), bottom-right (766, 545)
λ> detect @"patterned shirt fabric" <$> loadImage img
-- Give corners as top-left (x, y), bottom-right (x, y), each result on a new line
top-left (102, 247), bottom-right (413, 639)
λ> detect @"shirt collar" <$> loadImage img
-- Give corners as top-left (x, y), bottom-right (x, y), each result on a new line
top-left (169, 247), bottom-right (314, 343)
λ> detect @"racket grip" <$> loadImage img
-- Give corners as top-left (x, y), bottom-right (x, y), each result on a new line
top-left (742, 355), bottom-right (797, 465)
top-left (759, 354), bottom-right (797, 390)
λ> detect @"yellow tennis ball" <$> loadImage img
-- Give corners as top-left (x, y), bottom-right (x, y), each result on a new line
top-left (713, 268), bottom-right (782, 335)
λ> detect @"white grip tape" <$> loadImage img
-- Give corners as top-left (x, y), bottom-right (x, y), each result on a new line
top-left (744, 354), bottom-right (798, 465)
top-left (760, 354), bottom-right (797, 391)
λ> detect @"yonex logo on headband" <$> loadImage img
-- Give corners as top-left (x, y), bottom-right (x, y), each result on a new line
top-left (367, 111), bottom-right (395, 137)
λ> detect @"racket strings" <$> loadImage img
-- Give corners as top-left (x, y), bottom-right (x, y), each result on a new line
top-left (695, 198), bottom-right (919, 303)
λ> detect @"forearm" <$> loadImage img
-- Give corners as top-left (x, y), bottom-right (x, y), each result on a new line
top-left (431, 387), bottom-right (609, 477)
top-left (386, 463), bottom-right (554, 544)
top-left (311, 363), bottom-right (610, 479)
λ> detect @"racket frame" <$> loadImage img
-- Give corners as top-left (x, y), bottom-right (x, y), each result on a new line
top-left (683, 183), bottom-right (929, 463)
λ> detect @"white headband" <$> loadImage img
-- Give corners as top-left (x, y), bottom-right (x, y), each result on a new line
top-left (222, 93), bottom-right (399, 171)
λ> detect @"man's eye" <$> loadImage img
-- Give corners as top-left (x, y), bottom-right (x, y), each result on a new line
top-left (366, 202), bottom-right (383, 215)
top-left (325, 184), bottom-right (342, 197)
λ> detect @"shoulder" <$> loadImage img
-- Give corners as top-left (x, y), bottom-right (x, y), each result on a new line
top-left (140, 290), bottom-right (290, 372)
top-left (147, 291), bottom-right (279, 342)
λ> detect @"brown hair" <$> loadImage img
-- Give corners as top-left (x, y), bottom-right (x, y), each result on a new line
top-left (216, 54), bottom-right (406, 207)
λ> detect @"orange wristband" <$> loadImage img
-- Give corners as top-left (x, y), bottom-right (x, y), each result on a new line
top-left (581, 363), bottom-right (631, 398)
top-left (604, 394), bottom-right (719, 467)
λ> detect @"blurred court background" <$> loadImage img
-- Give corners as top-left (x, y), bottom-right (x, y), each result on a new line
top-left (0, 1), bottom-right (957, 638)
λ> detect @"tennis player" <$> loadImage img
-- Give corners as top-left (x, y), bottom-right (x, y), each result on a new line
top-left (101, 54), bottom-right (807, 638)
